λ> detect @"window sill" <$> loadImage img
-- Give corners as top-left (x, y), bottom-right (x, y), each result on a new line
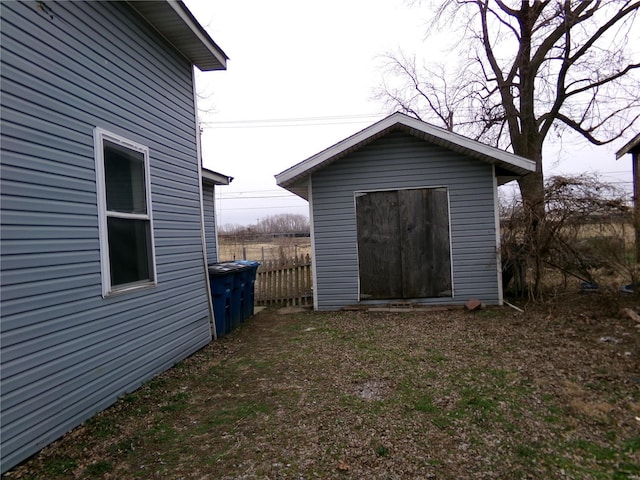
top-left (104, 281), bottom-right (157, 298)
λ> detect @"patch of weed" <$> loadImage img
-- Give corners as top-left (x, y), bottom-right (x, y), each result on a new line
top-left (173, 360), bottom-right (189, 370)
top-left (375, 444), bottom-right (389, 457)
top-left (41, 456), bottom-right (77, 476)
top-left (605, 430), bottom-right (618, 442)
top-left (85, 461), bottom-right (113, 476)
top-left (571, 439), bottom-right (617, 461)
top-left (459, 387), bottom-right (497, 414)
top-left (622, 436), bottom-right (640, 452)
top-left (148, 422), bottom-right (179, 444)
top-left (487, 367), bottom-right (509, 384)
top-left (424, 348), bottom-right (448, 363)
top-left (85, 415), bottom-right (120, 439)
top-left (107, 438), bottom-right (136, 455)
top-left (414, 395), bottom-right (439, 414)
top-left (515, 443), bottom-right (538, 461)
top-left (431, 415), bottom-right (453, 429)
top-left (199, 401), bottom-right (270, 430)
top-left (160, 391), bottom-right (190, 412)
top-left (543, 404), bottom-right (564, 424)
top-left (145, 378), bottom-right (168, 393)
top-left (614, 462), bottom-right (640, 478)
top-left (473, 308), bottom-right (502, 319)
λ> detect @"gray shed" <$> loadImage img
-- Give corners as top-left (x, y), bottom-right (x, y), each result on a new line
top-left (0, 1), bottom-right (227, 472)
top-left (276, 113), bottom-right (536, 310)
top-left (202, 168), bottom-right (233, 263)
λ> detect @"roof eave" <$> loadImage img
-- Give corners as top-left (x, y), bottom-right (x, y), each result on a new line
top-left (616, 132), bottom-right (640, 159)
top-left (276, 113), bottom-right (536, 193)
top-left (202, 168), bottom-right (233, 185)
top-left (127, 0), bottom-right (228, 71)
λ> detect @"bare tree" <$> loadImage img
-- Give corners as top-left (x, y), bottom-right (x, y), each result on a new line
top-left (376, 54), bottom-right (481, 132)
top-left (255, 214), bottom-right (309, 234)
top-left (379, 0), bottom-right (640, 217)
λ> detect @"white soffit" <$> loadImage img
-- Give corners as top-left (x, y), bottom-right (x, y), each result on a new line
top-left (128, 0), bottom-right (228, 71)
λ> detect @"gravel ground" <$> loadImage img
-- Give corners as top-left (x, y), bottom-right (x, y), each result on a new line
top-left (4, 294), bottom-right (640, 479)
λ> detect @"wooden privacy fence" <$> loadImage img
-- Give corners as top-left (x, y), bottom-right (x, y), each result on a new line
top-left (255, 254), bottom-right (313, 306)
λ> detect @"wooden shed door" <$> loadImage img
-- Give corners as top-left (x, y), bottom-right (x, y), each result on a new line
top-left (356, 187), bottom-right (452, 300)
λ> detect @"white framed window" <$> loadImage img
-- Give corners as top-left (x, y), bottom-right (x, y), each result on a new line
top-left (94, 128), bottom-right (157, 297)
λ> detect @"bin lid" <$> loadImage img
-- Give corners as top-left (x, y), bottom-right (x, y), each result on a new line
top-left (208, 262), bottom-right (249, 275)
top-left (233, 260), bottom-right (260, 268)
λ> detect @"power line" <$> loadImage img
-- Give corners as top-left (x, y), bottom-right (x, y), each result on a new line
top-left (217, 195), bottom-right (294, 200)
top-left (201, 113), bottom-right (385, 129)
top-left (217, 204), bottom-right (308, 211)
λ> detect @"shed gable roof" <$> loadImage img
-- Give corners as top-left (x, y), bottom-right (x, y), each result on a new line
top-left (615, 132), bottom-right (640, 158)
top-left (276, 113), bottom-right (536, 199)
top-left (127, 1), bottom-right (228, 71)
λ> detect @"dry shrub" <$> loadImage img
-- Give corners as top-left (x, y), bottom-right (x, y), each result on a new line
top-left (501, 174), bottom-right (634, 299)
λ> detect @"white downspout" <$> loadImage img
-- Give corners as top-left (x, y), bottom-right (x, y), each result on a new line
top-left (192, 67), bottom-right (216, 339)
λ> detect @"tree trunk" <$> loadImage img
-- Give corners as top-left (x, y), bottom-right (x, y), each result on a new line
top-left (517, 160), bottom-right (546, 298)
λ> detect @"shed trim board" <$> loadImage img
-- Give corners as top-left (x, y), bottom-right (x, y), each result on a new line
top-left (201, 168), bottom-right (232, 269)
top-left (308, 177), bottom-right (320, 310)
top-left (492, 166), bottom-right (504, 305)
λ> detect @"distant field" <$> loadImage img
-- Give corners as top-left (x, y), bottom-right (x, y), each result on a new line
top-left (218, 236), bottom-right (312, 262)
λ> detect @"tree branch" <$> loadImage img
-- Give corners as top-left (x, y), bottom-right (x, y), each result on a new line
top-left (556, 111), bottom-right (640, 145)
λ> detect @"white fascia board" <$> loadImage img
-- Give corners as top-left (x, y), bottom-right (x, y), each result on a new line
top-left (167, 1), bottom-right (228, 69)
top-left (616, 132), bottom-right (640, 159)
top-left (202, 168), bottom-right (233, 185)
top-left (400, 114), bottom-right (536, 174)
top-left (276, 115), bottom-right (396, 187)
top-left (128, 1), bottom-right (228, 71)
top-left (276, 112), bottom-right (536, 190)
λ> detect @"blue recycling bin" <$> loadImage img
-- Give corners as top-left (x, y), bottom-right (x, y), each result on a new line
top-left (233, 260), bottom-right (260, 320)
top-left (229, 263), bottom-right (249, 329)
top-left (208, 263), bottom-right (236, 338)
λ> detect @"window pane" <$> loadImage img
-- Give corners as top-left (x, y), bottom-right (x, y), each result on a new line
top-left (107, 217), bottom-right (152, 286)
top-left (104, 140), bottom-right (147, 214)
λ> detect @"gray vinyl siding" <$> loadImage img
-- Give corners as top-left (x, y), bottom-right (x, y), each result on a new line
top-left (203, 182), bottom-right (219, 262)
top-left (310, 131), bottom-right (500, 310)
top-left (0, 2), bottom-right (211, 472)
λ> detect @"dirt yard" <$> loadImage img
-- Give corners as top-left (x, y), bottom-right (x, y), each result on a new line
top-left (4, 294), bottom-right (640, 479)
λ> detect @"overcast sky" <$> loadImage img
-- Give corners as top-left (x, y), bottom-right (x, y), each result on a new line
top-left (184, 0), bottom-right (637, 227)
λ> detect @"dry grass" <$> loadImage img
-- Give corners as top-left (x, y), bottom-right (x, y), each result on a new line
top-left (217, 237), bottom-right (312, 263)
top-left (5, 294), bottom-right (640, 479)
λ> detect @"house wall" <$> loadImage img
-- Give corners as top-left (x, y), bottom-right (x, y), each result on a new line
top-left (0, 2), bottom-right (212, 472)
top-left (310, 130), bottom-right (501, 310)
top-left (203, 182), bottom-right (219, 262)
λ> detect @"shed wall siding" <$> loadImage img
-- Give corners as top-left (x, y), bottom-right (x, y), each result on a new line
top-left (203, 183), bottom-right (218, 262)
top-left (0, 2), bottom-right (211, 471)
top-left (310, 131), bottom-right (500, 310)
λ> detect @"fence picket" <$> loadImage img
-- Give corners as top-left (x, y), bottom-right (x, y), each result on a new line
top-left (255, 255), bottom-right (313, 306)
